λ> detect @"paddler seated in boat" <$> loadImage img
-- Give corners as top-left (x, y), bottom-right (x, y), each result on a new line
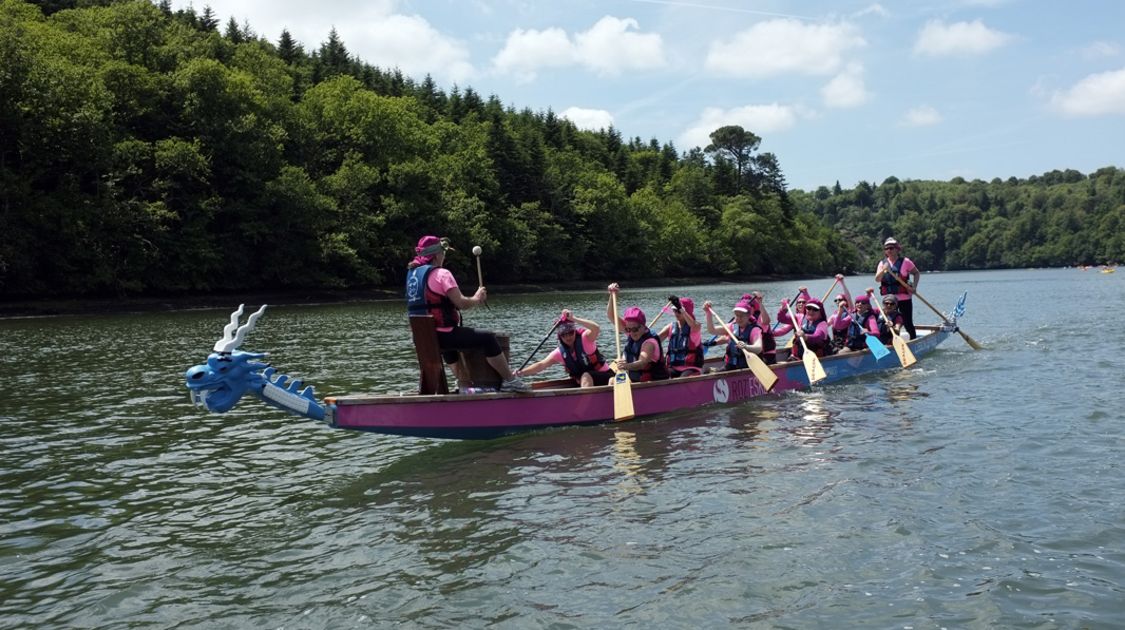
top-left (405, 235), bottom-right (531, 393)
top-left (515, 311), bottom-right (612, 388)
top-left (827, 290), bottom-right (853, 354)
top-left (606, 284), bottom-right (670, 382)
top-left (704, 299), bottom-right (764, 371)
top-left (772, 286), bottom-right (810, 336)
top-left (654, 295), bottom-right (704, 378)
top-left (878, 294), bottom-right (905, 344)
top-left (772, 287), bottom-right (809, 360)
top-left (791, 299), bottom-right (830, 359)
top-left (845, 292), bottom-right (882, 351)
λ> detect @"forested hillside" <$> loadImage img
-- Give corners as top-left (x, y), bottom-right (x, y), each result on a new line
top-left (798, 169), bottom-right (1125, 272)
top-left (1, 0), bottom-right (1121, 299)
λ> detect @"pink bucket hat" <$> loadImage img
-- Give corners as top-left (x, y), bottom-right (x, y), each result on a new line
top-left (411, 235), bottom-right (449, 266)
top-left (623, 306), bottom-right (646, 325)
top-left (678, 297), bottom-right (695, 318)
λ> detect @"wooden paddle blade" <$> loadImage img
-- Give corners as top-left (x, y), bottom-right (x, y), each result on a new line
top-left (865, 334), bottom-right (891, 360)
top-left (958, 329), bottom-right (984, 350)
top-left (612, 370), bottom-right (635, 421)
top-left (803, 350), bottom-right (827, 384)
top-left (892, 334), bottom-right (917, 367)
top-left (744, 351), bottom-right (778, 391)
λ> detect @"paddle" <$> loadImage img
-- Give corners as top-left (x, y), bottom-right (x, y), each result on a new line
top-left (647, 300), bottom-right (674, 333)
top-left (704, 305), bottom-right (778, 391)
top-left (886, 271), bottom-right (983, 350)
top-left (516, 318), bottom-right (563, 372)
top-left (472, 245), bottom-right (491, 310)
top-left (609, 291), bottom-right (635, 421)
top-left (783, 301), bottom-right (827, 384)
top-left (838, 280), bottom-right (890, 360)
top-left (871, 296), bottom-right (917, 368)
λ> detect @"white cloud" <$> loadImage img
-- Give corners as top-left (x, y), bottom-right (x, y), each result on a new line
top-left (901, 105), bottom-right (942, 127)
top-left (492, 27), bottom-right (575, 82)
top-left (854, 4), bottom-right (890, 18)
top-left (1080, 41), bottom-right (1121, 60)
top-left (345, 14), bottom-right (474, 83)
top-left (574, 16), bottom-right (667, 76)
top-left (678, 104), bottom-right (799, 149)
top-left (821, 63), bottom-right (869, 108)
top-left (705, 19), bottom-right (866, 78)
top-left (1049, 67), bottom-right (1125, 117)
top-left (913, 20), bottom-right (1013, 57)
top-left (560, 107), bottom-right (615, 131)
top-left (492, 15), bottom-right (666, 80)
top-left (174, 1), bottom-right (474, 83)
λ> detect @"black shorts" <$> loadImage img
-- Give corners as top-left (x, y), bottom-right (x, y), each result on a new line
top-left (436, 327), bottom-right (503, 364)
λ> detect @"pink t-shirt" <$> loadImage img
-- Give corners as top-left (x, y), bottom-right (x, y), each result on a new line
top-left (426, 267), bottom-right (460, 332)
top-left (544, 328), bottom-right (611, 372)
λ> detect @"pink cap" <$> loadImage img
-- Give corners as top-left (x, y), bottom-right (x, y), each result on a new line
top-left (733, 300), bottom-right (752, 313)
top-left (855, 294), bottom-right (871, 304)
top-left (623, 306), bottom-right (646, 325)
top-left (795, 290), bottom-right (811, 302)
top-left (805, 299), bottom-right (823, 311)
top-left (678, 297), bottom-right (695, 318)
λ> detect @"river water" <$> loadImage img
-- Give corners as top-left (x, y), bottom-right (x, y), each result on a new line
top-left (1, 268), bottom-right (1122, 629)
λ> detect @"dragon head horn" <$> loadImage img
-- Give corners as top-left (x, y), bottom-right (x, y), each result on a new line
top-left (213, 304), bottom-right (268, 353)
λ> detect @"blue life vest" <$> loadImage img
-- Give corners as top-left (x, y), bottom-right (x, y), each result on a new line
top-left (846, 312), bottom-right (879, 350)
top-left (405, 265), bottom-right (460, 328)
top-left (793, 319), bottom-right (828, 358)
top-left (625, 330), bottom-right (669, 382)
top-left (666, 322), bottom-right (703, 369)
top-left (723, 322), bottom-right (759, 370)
top-left (559, 334), bottom-right (607, 380)
top-left (880, 257), bottom-right (907, 295)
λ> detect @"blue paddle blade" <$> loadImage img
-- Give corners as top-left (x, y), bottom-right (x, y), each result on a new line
top-left (866, 334), bottom-right (891, 359)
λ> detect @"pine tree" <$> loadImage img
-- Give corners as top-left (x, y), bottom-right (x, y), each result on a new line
top-left (199, 6), bottom-right (219, 31)
top-left (277, 29), bottom-right (298, 64)
top-left (224, 17), bottom-right (243, 43)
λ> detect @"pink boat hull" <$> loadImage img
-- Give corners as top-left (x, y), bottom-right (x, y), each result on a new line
top-left (328, 324), bottom-right (953, 439)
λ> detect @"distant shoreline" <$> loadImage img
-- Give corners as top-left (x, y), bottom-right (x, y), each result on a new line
top-left (0, 275), bottom-right (803, 318)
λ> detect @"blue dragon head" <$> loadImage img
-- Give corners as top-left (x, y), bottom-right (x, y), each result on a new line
top-left (185, 305), bottom-right (326, 421)
top-left (185, 304), bottom-right (270, 413)
top-left (185, 349), bottom-right (270, 413)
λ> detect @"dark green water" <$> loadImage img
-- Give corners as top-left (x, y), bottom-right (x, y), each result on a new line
top-left (1, 269), bottom-right (1122, 628)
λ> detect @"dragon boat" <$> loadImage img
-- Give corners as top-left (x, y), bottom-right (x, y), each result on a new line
top-left (184, 295), bottom-right (970, 440)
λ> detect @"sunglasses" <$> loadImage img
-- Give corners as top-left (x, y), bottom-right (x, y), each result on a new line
top-left (834, 299), bottom-right (845, 303)
top-left (883, 301), bottom-right (895, 306)
top-left (884, 246), bottom-right (896, 251)
top-left (623, 326), bottom-right (640, 332)
top-left (560, 330), bottom-right (576, 336)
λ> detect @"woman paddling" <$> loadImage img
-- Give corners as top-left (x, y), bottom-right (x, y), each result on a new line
top-left (516, 311), bottom-right (612, 388)
top-left (791, 299), bottom-right (830, 359)
top-left (704, 299), bottom-right (764, 371)
top-left (654, 295), bottom-right (704, 378)
top-left (607, 284), bottom-right (669, 382)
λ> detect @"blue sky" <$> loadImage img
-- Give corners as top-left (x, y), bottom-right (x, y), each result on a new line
top-left (174, 0), bottom-right (1125, 190)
